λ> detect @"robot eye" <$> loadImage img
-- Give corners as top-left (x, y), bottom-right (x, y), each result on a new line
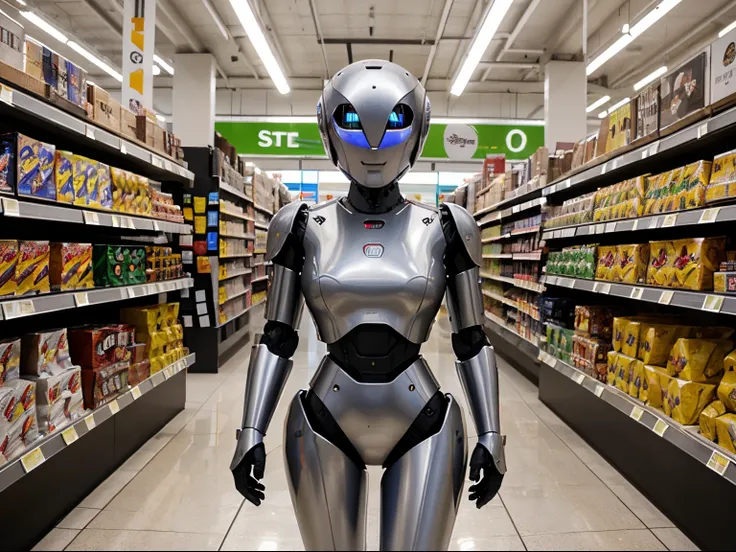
top-left (334, 104), bottom-right (362, 130)
top-left (386, 105), bottom-right (413, 130)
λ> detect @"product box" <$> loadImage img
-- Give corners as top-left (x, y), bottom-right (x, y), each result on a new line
top-left (120, 107), bottom-right (138, 141)
top-left (21, 328), bottom-right (72, 376)
top-left (33, 366), bottom-right (83, 433)
top-left (718, 363), bottom-right (736, 411)
top-left (72, 154), bottom-right (90, 206)
top-left (85, 158), bottom-right (101, 209)
top-left (66, 60), bottom-right (87, 107)
top-left (50, 242), bottom-right (92, 291)
top-left (42, 47), bottom-right (57, 89)
top-left (700, 400), bottom-right (726, 441)
top-left (15, 240), bottom-right (49, 295)
top-left (664, 376), bottom-right (716, 425)
top-left (715, 413), bottom-right (736, 452)
top-left (647, 240), bottom-right (672, 287)
top-left (97, 163), bottom-right (112, 210)
top-left (615, 243), bottom-right (650, 284)
top-left (595, 246), bottom-right (617, 281)
top-left (55, 150), bottom-right (75, 203)
top-left (55, 54), bottom-right (67, 100)
top-left (679, 160), bottom-right (712, 210)
top-left (68, 326), bottom-right (122, 371)
top-left (0, 409), bottom-right (38, 462)
top-left (0, 132), bottom-right (56, 200)
top-left (0, 378), bottom-right (36, 425)
top-left (666, 338), bottom-right (730, 382)
top-left (136, 115), bottom-right (156, 147)
top-left (711, 27), bottom-right (736, 106)
top-left (606, 99), bottom-right (635, 153)
top-left (128, 359), bottom-right (150, 387)
top-left (0, 12), bottom-right (24, 71)
top-left (635, 83), bottom-right (660, 140)
top-left (80, 361), bottom-right (129, 409)
top-left (92, 245), bottom-right (127, 287)
top-left (87, 84), bottom-right (121, 132)
top-left (0, 338), bottom-right (20, 386)
top-left (641, 364), bottom-right (668, 408)
top-left (706, 149), bottom-right (736, 203)
top-left (670, 237), bottom-right (726, 290)
top-left (24, 38), bottom-right (44, 82)
top-left (0, 239), bottom-right (18, 296)
top-left (125, 246), bottom-right (146, 285)
top-left (660, 51), bottom-right (708, 130)
top-left (640, 323), bottom-right (692, 366)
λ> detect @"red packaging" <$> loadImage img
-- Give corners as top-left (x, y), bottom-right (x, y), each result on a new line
top-left (80, 361), bottom-right (129, 409)
top-left (128, 359), bottom-right (150, 387)
top-left (68, 326), bottom-right (120, 371)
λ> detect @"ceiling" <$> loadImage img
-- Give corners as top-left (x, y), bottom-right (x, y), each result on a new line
top-left (6, 0), bottom-right (736, 113)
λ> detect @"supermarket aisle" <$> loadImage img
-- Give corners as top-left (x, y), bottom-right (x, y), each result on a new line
top-left (35, 314), bottom-right (698, 552)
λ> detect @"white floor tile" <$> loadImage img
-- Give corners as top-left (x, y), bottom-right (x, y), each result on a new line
top-left (57, 508), bottom-right (101, 530)
top-left (65, 529), bottom-right (222, 551)
top-left (652, 528), bottom-right (700, 551)
top-left (32, 528), bottom-right (80, 551)
top-left (523, 529), bottom-right (666, 551)
top-left (79, 470), bottom-right (138, 510)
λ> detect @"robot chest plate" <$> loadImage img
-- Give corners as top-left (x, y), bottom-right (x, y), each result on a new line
top-left (302, 200), bottom-right (447, 344)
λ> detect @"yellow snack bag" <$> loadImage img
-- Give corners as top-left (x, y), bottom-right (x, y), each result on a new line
top-left (664, 377), bottom-right (716, 425)
top-left (682, 160), bottom-right (712, 210)
top-left (596, 246), bottom-right (617, 281)
top-left (640, 324), bottom-right (690, 365)
top-left (647, 240), bottom-right (672, 287)
top-left (715, 413), bottom-right (736, 453)
top-left (616, 243), bottom-right (650, 284)
top-left (622, 321), bottom-right (645, 358)
top-left (700, 400), bottom-right (726, 441)
top-left (615, 354), bottom-right (638, 393)
top-left (717, 367), bottom-right (736, 412)
top-left (666, 338), bottom-right (730, 381)
top-left (607, 351), bottom-right (619, 386)
top-left (670, 237), bottom-right (726, 291)
top-left (628, 358), bottom-right (645, 398)
top-left (642, 365), bottom-right (668, 408)
top-left (706, 151), bottom-right (736, 204)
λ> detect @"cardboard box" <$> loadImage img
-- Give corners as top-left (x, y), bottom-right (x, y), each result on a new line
top-left (120, 108), bottom-right (137, 141)
top-left (0, 12), bottom-right (24, 71)
top-left (595, 116), bottom-right (608, 157)
top-left (136, 115), bottom-right (156, 146)
top-left (660, 51), bottom-right (708, 130)
top-left (635, 83), bottom-right (660, 140)
top-left (711, 27), bottom-right (736, 106)
top-left (87, 84), bottom-right (121, 132)
top-left (24, 38), bottom-right (44, 82)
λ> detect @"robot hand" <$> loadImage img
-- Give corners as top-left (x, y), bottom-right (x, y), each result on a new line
top-left (468, 433), bottom-right (506, 509)
top-left (231, 428), bottom-right (267, 506)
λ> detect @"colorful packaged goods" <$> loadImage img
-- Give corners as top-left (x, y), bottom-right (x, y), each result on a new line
top-left (572, 334), bottom-right (610, 382)
top-left (679, 160), bottom-right (712, 210)
top-left (574, 305), bottom-right (614, 340)
top-left (0, 378), bottom-right (36, 426)
top-left (15, 241), bottom-right (49, 295)
top-left (614, 355), bottom-right (641, 394)
top-left (593, 177), bottom-right (645, 222)
top-left (0, 409), bottom-right (38, 462)
top-left (0, 338), bottom-right (20, 386)
top-left (128, 359), bottom-right (150, 388)
top-left (21, 328), bottom-right (73, 376)
top-left (606, 351), bottom-right (618, 386)
top-left (666, 338), bottom-right (730, 382)
top-left (49, 243), bottom-right (92, 291)
top-left (545, 245), bottom-right (597, 280)
top-left (628, 358), bottom-right (645, 398)
top-left (647, 240), bottom-right (672, 287)
top-left (706, 149), bottom-right (736, 204)
top-left (615, 243), bottom-right (650, 284)
top-left (73, 154), bottom-right (90, 206)
top-left (126, 247), bottom-right (146, 284)
top-left (68, 326), bottom-right (122, 371)
top-left (715, 413), bottom-right (736, 452)
top-left (663, 377), bottom-right (717, 425)
top-left (33, 366), bottom-right (83, 433)
top-left (544, 192), bottom-right (595, 228)
top-left (0, 240), bottom-right (18, 296)
top-left (672, 237), bottom-right (726, 290)
top-left (640, 323), bottom-right (692, 366)
top-left (85, 158), bottom-right (100, 209)
top-left (55, 150), bottom-right (75, 203)
top-left (718, 364), bottom-right (736, 412)
top-left (595, 246), bottom-right (617, 281)
top-left (93, 245), bottom-right (146, 287)
top-left (80, 362), bottom-right (129, 409)
top-left (97, 163), bottom-right (113, 210)
top-left (0, 133), bottom-right (57, 200)
top-left (700, 400), bottom-right (727, 441)
top-left (641, 364), bottom-right (668, 408)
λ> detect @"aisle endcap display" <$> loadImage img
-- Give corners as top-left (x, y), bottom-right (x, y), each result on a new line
top-left (0, 352), bottom-right (195, 494)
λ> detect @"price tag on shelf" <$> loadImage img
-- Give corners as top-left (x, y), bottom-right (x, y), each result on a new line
top-left (600, 162), bottom-right (608, 175)
top-left (156, 283), bottom-right (166, 294)
top-left (20, 448), bottom-right (45, 473)
top-left (661, 214), bottom-right (678, 227)
top-left (111, 215), bottom-right (120, 227)
top-left (61, 425), bottom-right (79, 445)
top-left (124, 217), bottom-right (135, 229)
top-left (85, 126), bottom-right (96, 140)
top-left (0, 85), bottom-right (13, 105)
top-left (153, 221), bottom-right (161, 232)
top-left (595, 224), bottom-right (605, 234)
top-left (702, 295), bottom-right (724, 313)
top-left (593, 282), bottom-right (602, 293)
top-left (130, 386), bottom-right (142, 400)
top-left (594, 384), bottom-right (605, 398)
top-left (649, 142), bottom-right (660, 156)
top-left (641, 149), bottom-right (649, 160)
top-left (572, 372), bottom-right (585, 385)
top-left (630, 287), bottom-right (644, 300)
top-left (512, 205), bottom-right (520, 214)
top-left (127, 287), bottom-right (138, 299)
top-left (74, 292), bottom-right (89, 307)
top-left (707, 450), bottom-right (731, 476)
top-left (4, 299), bottom-right (35, 319)
top-left (84, 415), bottom-right (96, 431)
top-left (630, 406), bottom-right (645, 422)
top-left (697, 122), bottom-right (709, 139)
top-left (2, 197), bottom-right (19, 217)
top-left (108, 399), bottom-right (120, 415)
top-left (164, 160), bottom-right (174, 173)
top-left (699, 208), bottom-right (720, 224)
top-left (120, 142), bottom-right (128, 155)
top-left (611, 158), bottom-right (619, 170)
top-left (564, 178), bottom-right (572, 189)
top-left (600, 283), bottom-right (611, 295)
top-left (658, 291), bottom-right (674, 305)
top-left (605, 222), bottom-right (617, 233)
top-left (631, 219), bottom-right (639, 231)
top-left (653, 419), bottom-right (669, 437)
top-left (83, 211), bottom-right (100, 225)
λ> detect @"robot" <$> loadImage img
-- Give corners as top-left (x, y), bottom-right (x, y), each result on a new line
top-left (231, 60), bottom-right (506, 551)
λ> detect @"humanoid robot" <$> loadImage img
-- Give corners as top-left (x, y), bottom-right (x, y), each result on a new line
top-left (231, 60), bottom-right (506, 551)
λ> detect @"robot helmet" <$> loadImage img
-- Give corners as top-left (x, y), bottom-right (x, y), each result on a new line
top-left (317, 60), bottom-right (431, 188)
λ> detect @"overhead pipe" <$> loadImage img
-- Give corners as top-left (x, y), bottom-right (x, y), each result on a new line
top-left (421, 0), bottom-right (455, 85)
top-left (308, 0), bottom-right (331, 78)
top-left (481, 0), bottom-right (541, 81)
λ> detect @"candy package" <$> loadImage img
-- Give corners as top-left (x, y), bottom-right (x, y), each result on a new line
top-left (0, 240), bottom-right (18, 297)
top-left (55, 150), bottom-right (75, 203)
top-left (72, 154), bottom-right (90, 206)
top-left (97, 163), bottom-right (112, 210)
top-left (21, 328), bottom-right (73, 376)
top-left (718, 364), bottom-right (736, 412)
top-left (595, 246), bottom-right (617, 281)
top-left (15, 241), bottom-right (50, 295)
top-left (666, 338), bottom-right (731, 382)
top-left (647, 240), bottom-right (673, 287)
top-left (663, 377), bottom-right (717, 425)
top-left (50, 243), bottom-right (93, 291)
top-left (641, 364), bottom-right (668, 408)
top-left (616, 243), bottom-right (650, 284)
top-left (0, 338), bottom-right (20, 385)
top-left (640, 323), bottom-right (692, 366)
top-left (0, 378), bottom-right (36, 426)
top-left (715, 413), bottom-right (736, 453)
top-left (706, 150), bottom-right (736, 204)
top-left (33, 366), bottom-right (84, 433)
top-left (700, 400), bottom-right (726, 441)
top-left (670, 237), bottom-right (726, 291)
top-left (80, 361), bottom-right (129, 409)
top-left (0, 409), bottom-right (39, 462)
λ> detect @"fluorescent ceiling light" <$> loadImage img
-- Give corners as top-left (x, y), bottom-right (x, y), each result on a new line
top-left (229, 0), bottom-right (289, 94)
top-left (586, 95), bottom-right (611, 113)
top-left (719, 20), bottom-right (736, 38)
top-left (451, 0), bottom-right (513, 96)
top-left (634, 66), bottom-right (667, 91)
top-left (608, 97), bottom-right (631, 111)
top-left (156, 114), bottom-right (166, 122)
top-left (16, 0), bottom-right (27, 6)
top-left (153, 55), bottom-right (174, 75)
top-left (598, 111), bottom-right (608, 119)
top-left (20, 11), bottom-right (68, 44)
top-left (67, 41), bottom-right (122, 82)
top-left (587, 0), bottom-right (682, 76)
top-left (621, 23), bottom-right (630, 34)
top-left (152, 64), bottom-right (161, 76)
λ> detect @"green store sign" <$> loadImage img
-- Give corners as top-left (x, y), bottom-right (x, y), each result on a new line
top-left (214, 121), bottom-right (543, 161)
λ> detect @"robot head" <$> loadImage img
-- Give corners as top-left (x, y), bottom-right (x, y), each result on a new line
top-left (317, 60), bottom-right (431, 188)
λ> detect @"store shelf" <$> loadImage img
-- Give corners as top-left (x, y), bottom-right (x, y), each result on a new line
top-left (254, 204), bottom-right (273, 216)
top-left (511, 225), bottom-right (541, 236)
top-left (542, 205), bottom-right (736, 241)
top-left (480, 273), bottom-right (546, 293)
top-left (254, 222), bottom-right (269, 230)
top-left (0, 277), bottom-right (193, 321)
top-left (482, 234), bottom-right (510, 243)
top-left (482, 253), bottom-right (512, 259)
top-left (219, 269), bottom-right (252, 282)
top-left (251, 275), bottom-right (269, 284)
top-left (538, 350), bottom-right (736, 487)
top-left (0, 84), bottom-right (193, 185)
top-left (219, 253), bottom-right (253, 259)
top-left (542, 275), bottom-right (736, 316)
top-left (219, 288), bottom-right (250, 305)
top-left (0, 197), bottom-right (192, 234)
top-left (0, 353), bottom-right (195, 495)
top-left (217, 299), bottom-right (266, 327)
top-left (219, 182), bottom-right (252, 202)
top-left (220, 209), bottom-right (251, 221)
top-left (513, 251), bottom-right (543, 261)
top-left (485, 311), bottom-right (540, 347)
top-left (219, 232), bottom-right (251, 239)
top-left (482, 289), bottom-right (517, 308)
top-left (478, 197), bottom-right (546, 227)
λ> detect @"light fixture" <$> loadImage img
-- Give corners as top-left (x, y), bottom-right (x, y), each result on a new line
top-left (598, 111), bottom-right (608, 119)
top-left (587, 0), bottom-right (682, 76)
top-left (67, 41), bottom-right (123, 82)
top-left (15, 0), bottom-right (27, 6)
top-left (719, 20), bottom-right (736, 38)
top-left (634, 66), bottom-right (667, 91)
top-left (153, 54), bottom-right (174, 75)
top-left (586, 95), bottom-right (611, 113)
top-left (621, 23), bottom-right (630, 34)
top-left (228, 0), bottom-right (289, 94)
top-left (156, 114), bottom-right (166, 122)
top-left (152, 64), bottom-right (161, 76)
top-left (451, 0), bottom-right (513, 96)
top-left (20, 11), bottom-right (68, 44)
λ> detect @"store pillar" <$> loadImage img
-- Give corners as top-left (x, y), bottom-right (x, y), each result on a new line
top-left (544, 61), bottom-right (587, 151)
top-left (172, 53), bottom-right (216, 147)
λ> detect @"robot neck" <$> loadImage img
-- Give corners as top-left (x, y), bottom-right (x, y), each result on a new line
top-left (346, 181), bottom-right (403, 214)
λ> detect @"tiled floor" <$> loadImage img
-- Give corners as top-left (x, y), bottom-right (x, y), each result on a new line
top-left (33, 313), bottom-right (699, 551)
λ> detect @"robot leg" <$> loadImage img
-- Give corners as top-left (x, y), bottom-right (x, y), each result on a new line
top-left (283, 390), bottom-right (368, 551)
top-left (380, 394), bottom-right (467, 551)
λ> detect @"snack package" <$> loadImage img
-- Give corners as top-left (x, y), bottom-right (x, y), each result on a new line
top-left (36, 141), bottom-right (56, 201)
top-left (647, 240), bottom-right (673, 287)
top-left (0, 240), bottom-right (18, 297)
top-left (615, 243), bottom-right (650, 284)
top-left (596, 246), bottom-right (617, 281)
top-left (33, 366), bottom-right (84, 433)
top-left (97, 163), bottom-right (113, 210)
top-left (628, 357), bottom-right (645, 398)
top-left (15, 241), bottom-right (50, 295)
top-left (50, 243), bottom-right (91, 291)
top-left (128, 359), bottom-right (150, 388)
top-left (0, 338), bottom-right (20, 385)
top-left (72, 154), bottom-right (90, 206)
top-left (706, 150), bottom-right (736, 204)
top-left (717, 365), bottom-right (736, 412)
top-left (664, 377), bottom-right (717, 425)
top-left (80, 361), bottom-right (129, 409)
top-left (622, 320), bottom-right (644, 358)
top-left (85, 158), bottom-right (101, 209)
top-left (0, 378), bottom-right (36, 426)
top-left (715, 413), bottom-right (736, 453)
top-left (607, 351), bottom-right (619, 386)
top-left (0, 409), bottom-right (39, 462)
top-left (125, 247), bottom-right (146, 285)
top-left (666, 338), bottom-right (731, 381)
top-left (681, 160), bottom-right (712, 210)
top-left (68, 326), bottom-right (123, 371)
top-left (77, 244), bottom-right (94, 289)
top-left (55, 150), bottom-right (75, 203)
top-left (0, 133), bottom-right (57, 200)
top-left (614, 354), bottom-right (639, 393)
top-left (92, 245), bottom-right (127, 287)
top-left (640, 323), bottom-right (692, 366)
top-left (641, 364), bottom-right (668, 408)
top-left (670, 237), bottom-right (726, 290)
top-left (574, 305), bottom-right (614, 339)
top-left (700, 400), bottom-right (727, 441)
top-left (21, 329), bottom-right (73, 376)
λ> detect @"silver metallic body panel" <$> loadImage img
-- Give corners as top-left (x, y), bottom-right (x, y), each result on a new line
top-left (266, 264), bottom-right (304, 327)
top-left (240, 344), bottom-right (292, 434)
top-left (442, 203), bottom-right (482, 267)
top-left (284, 392), bottom-right (368, 551)
top-left (446, 267), bottom-right (485, 331)
top-left (380, 395), bottom-right (467, 551)
top-left (310, 355), bottom-right (440, 465)
top-left (265, 201), bottom-right (307, 261)
top-left (302, 199), bottom-right (446, 344)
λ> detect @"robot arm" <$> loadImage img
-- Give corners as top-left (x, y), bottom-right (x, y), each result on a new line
top-left (231, 201), bottom-right (308, 506)
top-left (441, 203), bottom-right (506, 509)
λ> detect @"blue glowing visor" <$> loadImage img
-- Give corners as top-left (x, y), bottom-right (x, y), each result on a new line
top-left (332, 117), bottom-right (413, 150)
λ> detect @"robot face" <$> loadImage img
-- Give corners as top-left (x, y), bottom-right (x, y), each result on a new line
top-left (317, 60), bottom-right (431, 188)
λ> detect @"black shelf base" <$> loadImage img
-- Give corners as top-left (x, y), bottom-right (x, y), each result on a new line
top-left (0, 370), bottom-right (186, 551)
top-left (538, 363), bottom-right (736, 551)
